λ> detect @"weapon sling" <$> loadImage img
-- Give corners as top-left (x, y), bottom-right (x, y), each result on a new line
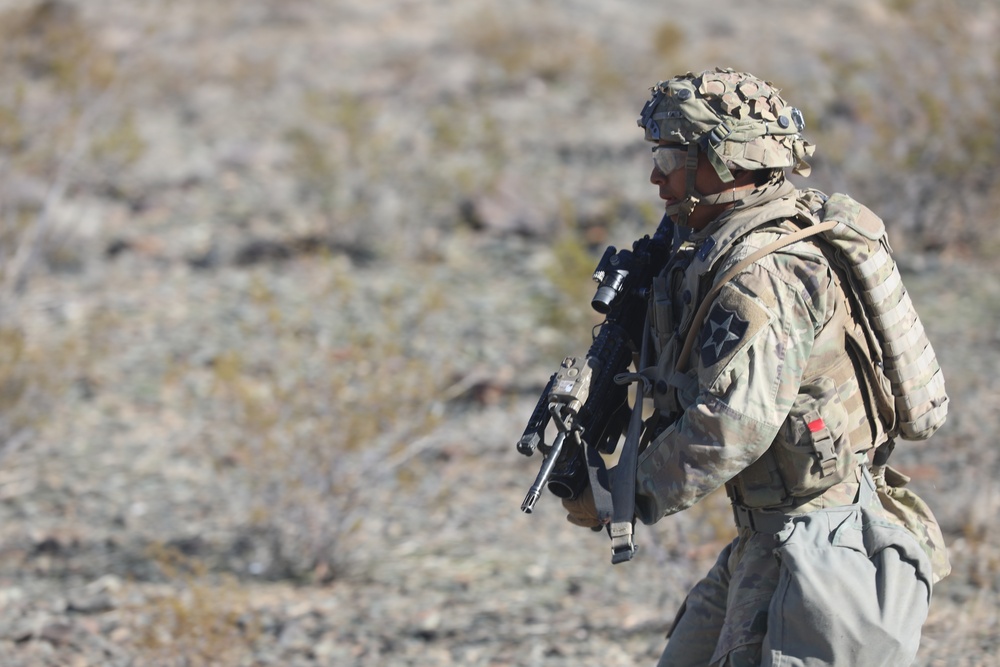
top-left (601, 311), bottom-right (654, 563)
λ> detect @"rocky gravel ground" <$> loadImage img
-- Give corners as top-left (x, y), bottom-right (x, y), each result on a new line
top-left (2, 249), bottom-right (999, 667)
top-left (1, 0), bottom-right (999, 665)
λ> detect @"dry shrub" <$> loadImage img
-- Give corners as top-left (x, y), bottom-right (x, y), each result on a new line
top-left (651, 21), bottom-right (686, 62)
top-left (800, 0), bottom-right (1000, 255)
top-left (282, 89), bottom-right (402, 259)
top-left (190, 262), bottom-right (453, 580)
top-left (536, 234), bottom-right (606, 350)
top-left (0, 0), bottom-right (136, 465)
top-left (0, 0), bottom-right (120, 176)
top-left (0, 0), bottom-right (145, 291)
top-left (126, 544), bottom-right (260, 665)
top-left (0, 328), bottom-right (51, 461)
top-left (456, 5), bottom-right (630, 94)
top-left (0, 0), bottom-right (116, 91)
top-left (460, 7), bottom-right (589, 84)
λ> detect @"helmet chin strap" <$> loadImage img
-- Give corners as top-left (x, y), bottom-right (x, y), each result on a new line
top-left (666, 143), bottom-right (746, 226)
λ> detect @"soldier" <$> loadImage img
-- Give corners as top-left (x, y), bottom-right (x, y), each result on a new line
top-left (562, 68), bottom-right (948, 666)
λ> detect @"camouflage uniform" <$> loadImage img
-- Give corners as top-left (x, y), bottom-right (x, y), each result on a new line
top-left (601, 69), bottom-right (941, 666)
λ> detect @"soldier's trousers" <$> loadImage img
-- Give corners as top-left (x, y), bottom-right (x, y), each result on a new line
top-left (657, 473), bottom-right (932, 667)
top-left (657, 529), bottom-right (772, 667)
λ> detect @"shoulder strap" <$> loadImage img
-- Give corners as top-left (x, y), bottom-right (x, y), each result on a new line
top-left (675, 219), bottom-right (838, 373)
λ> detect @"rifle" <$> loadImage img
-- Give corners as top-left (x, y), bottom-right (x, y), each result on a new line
top-left (518, 217), bottom-right (672, 514)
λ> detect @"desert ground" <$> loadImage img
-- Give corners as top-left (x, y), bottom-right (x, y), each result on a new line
top-left (0, 0), bottom-right (999, 665)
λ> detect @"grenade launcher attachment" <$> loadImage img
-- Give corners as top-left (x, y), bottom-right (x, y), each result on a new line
top-left (518, 217), bottom-right (672, 514)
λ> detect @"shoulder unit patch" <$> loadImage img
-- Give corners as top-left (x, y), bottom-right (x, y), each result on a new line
top-left (697, 285), bottom-right (772, 370)
top-left (700, 303), bottom-right (749, 368)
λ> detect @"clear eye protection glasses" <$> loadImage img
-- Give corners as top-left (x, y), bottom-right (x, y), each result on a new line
top-left (652, 145), bottom-right (687, 175)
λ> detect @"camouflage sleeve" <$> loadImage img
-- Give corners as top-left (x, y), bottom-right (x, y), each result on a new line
top-left (635, 245), bottom-right (836, 524)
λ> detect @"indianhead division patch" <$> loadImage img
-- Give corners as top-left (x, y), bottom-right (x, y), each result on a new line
top-left (700, 302), bottom-right (750, 368)
top-left (692, 285), bottom-right (774, 384)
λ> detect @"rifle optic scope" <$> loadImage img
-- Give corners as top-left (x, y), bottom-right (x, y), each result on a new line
top-left (591, 247), bottom-right (634, 314)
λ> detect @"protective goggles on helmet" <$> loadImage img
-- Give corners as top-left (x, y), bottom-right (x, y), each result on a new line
top-left (652, 144), bottom-right (687, 175)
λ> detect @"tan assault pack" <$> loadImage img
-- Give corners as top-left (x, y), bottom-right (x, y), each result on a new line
top-left (677, 190), bottom-right (952, 580)
top-left (681, 190), bottom-right (949, 449)
top-left (795, 190), bottom-right (948, 444)
top-left (793, 193), bottom-right (952, 581)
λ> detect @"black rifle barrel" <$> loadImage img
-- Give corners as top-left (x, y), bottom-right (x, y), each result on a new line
top-left (520, 430), bottom-right (568, 513)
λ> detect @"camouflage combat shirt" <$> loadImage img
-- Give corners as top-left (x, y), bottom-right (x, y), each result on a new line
top-left (635, 179), bottom-right (866, 524)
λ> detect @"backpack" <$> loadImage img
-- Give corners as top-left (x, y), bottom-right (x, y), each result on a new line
top-left (677, 190), bottom-right (949, 451)
top-left (676, 190), bottom-right (952, 581)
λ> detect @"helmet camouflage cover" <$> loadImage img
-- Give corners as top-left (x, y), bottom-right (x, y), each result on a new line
top-left (638, 68), bottom-right (815, 180)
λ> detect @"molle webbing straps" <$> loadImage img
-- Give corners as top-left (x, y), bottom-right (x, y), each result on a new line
top-left (818, 195), bottom-right (948, 441)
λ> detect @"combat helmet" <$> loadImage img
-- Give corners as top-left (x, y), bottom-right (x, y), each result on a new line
top-left (638, 67), bottom-right (815, 223)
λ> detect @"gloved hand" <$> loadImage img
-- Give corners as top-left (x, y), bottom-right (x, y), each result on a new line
top-left (561, 485), bottom-right (605, 529)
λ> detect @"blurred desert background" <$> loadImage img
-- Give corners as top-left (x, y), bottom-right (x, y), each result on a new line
top-left (0, 0), bottom-right (998, 665)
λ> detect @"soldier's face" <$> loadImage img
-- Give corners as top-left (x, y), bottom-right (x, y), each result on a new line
top-left (649, 145), bottom-right (687, 204)
top-left (649, 141), bottom-right (748, 230)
